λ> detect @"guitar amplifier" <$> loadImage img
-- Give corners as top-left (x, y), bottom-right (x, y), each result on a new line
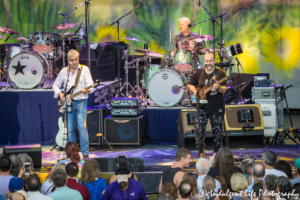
top-left (110, 97), bottom-right (141, 108)
top-left (111, 108), bottom-right (141, 117)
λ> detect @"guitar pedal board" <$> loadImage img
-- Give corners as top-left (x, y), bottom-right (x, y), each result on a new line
top-left (110, 108), bottom-right (141, 117)
top-left (110, 98), bottom-right (140, 108)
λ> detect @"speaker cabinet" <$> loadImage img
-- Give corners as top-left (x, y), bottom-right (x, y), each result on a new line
top-left (104, 116), bottom-right (144, 147)
top-left (224, 104), bottom-right (264, 131)
top-left (94, 157), bottom-right (144, 172)
top-left (177, 108), bottom-right (225, 150)
top-left (3, 144), bottom-right (42, 169)
top-left (86, 107), bottom-right (110, 145)
top-left (224, 104), bottom-right (265, 148)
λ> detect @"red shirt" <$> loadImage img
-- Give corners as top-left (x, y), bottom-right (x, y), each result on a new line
top-left (52, 178), bottom-right (91, 200)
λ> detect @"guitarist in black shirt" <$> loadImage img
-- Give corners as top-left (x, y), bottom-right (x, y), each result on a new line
top-left (187, 52), bottom-right (228, 158)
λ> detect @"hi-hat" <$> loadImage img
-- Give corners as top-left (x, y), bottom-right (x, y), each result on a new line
top-left (60, 32), bottom-right (80, 36)
top-left (121, 36), bottom-right (145, 42)
top-left (0, 36), bottom-right (7, 40)
top-left (134, 49), bottom-right (164, 58)
top-left (15, 37), bottom-right (28, 41)
top-left (0, 27), bottom-right (20, 35)
top-left (191, 35), bottom-right (215, 42)
top-left (50, 23), bottom-right (77, 30)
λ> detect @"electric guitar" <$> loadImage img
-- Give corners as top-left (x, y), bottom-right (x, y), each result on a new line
top-left (57, 79), bottom-right (100, 113)
top-left (55, 116), bottom-right (66, 148)
top-left (198, 77), bottom-right (229, 100)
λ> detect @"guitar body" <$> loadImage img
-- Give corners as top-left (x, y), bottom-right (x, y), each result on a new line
top-left (57, 86), bottom-right (76, 113)
top-left (198, 85), bottom-right (210, 100)
top-left (55, 116), bottom-right (65, 148)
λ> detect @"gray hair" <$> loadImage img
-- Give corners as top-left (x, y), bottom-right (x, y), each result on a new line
top-left (262, 150), bottom-right (277, 167)
top-left (252, 163), bottom-right (265, 178)
top-left (191, 194), bottom-right (206, 200)
top-left (51, 168), bottom-right (67, 188)
top-left (179, 17), bottom-right (190, 24)
top-left (9, 154), bottom-right (23, 177)
top-left (157, 192), bottom-right (174, 200)
top-left (18, 153), bottom-right (34, 171)
top-left (265, 174), bottom-right (279, 191)
top-left (196, 158), bottom-right (210, 175)
top-left (203, 175), bottom-right (216, 192)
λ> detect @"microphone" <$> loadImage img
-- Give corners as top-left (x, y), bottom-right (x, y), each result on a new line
top-left (58, 11), bottom-right (67, 17)
top-left (188, 23), bottom-right (195, 28)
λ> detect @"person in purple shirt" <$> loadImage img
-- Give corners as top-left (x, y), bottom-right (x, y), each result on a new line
top-left (101, 167), bottom-right (148, 200)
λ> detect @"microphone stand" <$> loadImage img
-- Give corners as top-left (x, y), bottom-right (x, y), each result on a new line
top-left (110, 2), bottom-right (143, 97)
top-left (199, 2), bottom-right (220, 58)
top-left (189, 13), bottom-right (226, 28)
top-left (63, 68), bottom-right (71, 148)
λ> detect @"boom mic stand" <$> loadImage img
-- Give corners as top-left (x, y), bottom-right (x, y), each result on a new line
top-left (110, 2), bottom-right (143, 97)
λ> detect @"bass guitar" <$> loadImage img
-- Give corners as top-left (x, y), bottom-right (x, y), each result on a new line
top-left (57, 79), bottom-right (100, 113)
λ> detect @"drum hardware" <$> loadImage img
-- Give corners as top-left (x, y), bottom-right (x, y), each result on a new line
top-left (0, 36), bottom-right (7, 40)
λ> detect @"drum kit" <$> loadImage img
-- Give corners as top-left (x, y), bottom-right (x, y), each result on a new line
top-left (118, 33), bottom-right (227, 107)
top-left (0, 22), bottom-right (84, 89)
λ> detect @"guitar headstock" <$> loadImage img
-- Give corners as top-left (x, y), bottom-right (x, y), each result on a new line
top-left (94, 79), bottom-right (101, 87)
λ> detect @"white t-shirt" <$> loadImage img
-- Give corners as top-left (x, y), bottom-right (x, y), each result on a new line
top-left (251, 168), bottom-right (288, 184)
top-left (0, 175), bottom-right (13, 195)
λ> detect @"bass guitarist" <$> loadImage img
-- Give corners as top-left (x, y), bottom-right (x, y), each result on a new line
top-left (52, 49), bottom-right (94, 161)
top-left (187, 52), bottom-right (227, 158)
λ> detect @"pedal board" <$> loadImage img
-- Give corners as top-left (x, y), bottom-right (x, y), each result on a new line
top-left (110, 98), bottom-right (141, 108)
top-left (110, 108), bottom-right (140, 117)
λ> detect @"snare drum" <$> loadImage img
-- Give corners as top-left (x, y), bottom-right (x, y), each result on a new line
top-left (8, 52), bottom-right (48, 89)
top-left (143, 64), bottom-right (162, 89)
top-left (148, 69), bottom-right (187, 107)
top-left (174, 50), bottom-right (193, 72)
top-left (33, 31), bottom-right (54, 53)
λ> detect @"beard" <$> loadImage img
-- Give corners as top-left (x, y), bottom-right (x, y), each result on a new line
top-left (206, 65), bottom-right (214, 71)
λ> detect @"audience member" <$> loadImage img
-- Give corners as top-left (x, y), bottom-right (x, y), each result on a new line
top-left (263, 174), bottom-right (280, 197)
top-left (289, 183), bottom-right (300, 200)
top-left (191, 194), bottom-right (206, 200)
top-left (0, 156), bottom-right (13, 195)
top-left (247, 163), bottom-right (265, 193)
top-left (275, 161), bottom-right (293, 180)
top-left (202, 175), bottom-right (216, 200)
top-left (47, 142), bottom-right (84, 179)
top-left (157, 192), bottom-right (175, 200)
top-left (162, 181), bottom-right (178, 200)
top-left (239, 158), bottom-right (254, 185)
top-left (27, 174), bottom-right (53, 200)
top-left (109, 155), bottom-right (138, 184)
top-left (52, 163), bottom-right (90, 200)
top-left (10, 192), bottom-right (25, 200)
top-left (18, 153), bottom-right (34, 172)
top-left (230, 172), bottom-right (248, 200)
top-left (207, 147), bottom-right (243, 191)
top-left (214, 176), bottom-right (229, 200)
top-left (100, 167), bottom-right (148, 200)
top-left (6, 177), bottom-right (24, 199)
top-left (48, 168), bottom-right (82, 200)
top-left (159, 148), bottom-right (192, 192)
top-left (80, 159), bottom-right (106, 200)
top-left (291, 158), bottom-right (300, 186)
top-left (278, 176), bottom-right (293, 199)
top-left (41, 163), bottom-right (65, 195)
top-left (251, 180), bottom-right (264, 200)
top-left (177, 180), bottom-right (193, 200)
top-left (261, 151), bottom-right (288, 178)
top-left (182, 172), bottom-right (199, 195)
top-left (9, 155), bottom-right (23, 177)
top-left (196, 158), bottom-right (221, 193)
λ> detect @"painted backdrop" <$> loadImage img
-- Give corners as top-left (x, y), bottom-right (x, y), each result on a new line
top-left (1, 0), bottom-right (300, 107)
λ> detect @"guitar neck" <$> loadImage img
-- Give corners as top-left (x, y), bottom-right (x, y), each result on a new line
top-left (204, 77), bottom-right (228, 94)
top-left (69, 85), bottom-right (92, 100)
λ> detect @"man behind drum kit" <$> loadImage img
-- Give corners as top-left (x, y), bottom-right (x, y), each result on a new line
top-left (187, 52), bottom-right (227, 158)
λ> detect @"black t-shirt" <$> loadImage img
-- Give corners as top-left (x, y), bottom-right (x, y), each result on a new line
top-left (189, 68), bottom-right (227, 115)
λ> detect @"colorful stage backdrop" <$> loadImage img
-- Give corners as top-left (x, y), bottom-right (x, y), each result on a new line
top-left (1, 0), bottom-right (299, 107)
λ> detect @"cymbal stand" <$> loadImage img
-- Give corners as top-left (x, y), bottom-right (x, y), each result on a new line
top-left (118, 40), bottom-right (134, 97)
top-left (130, 55), bottom-right (149, 97)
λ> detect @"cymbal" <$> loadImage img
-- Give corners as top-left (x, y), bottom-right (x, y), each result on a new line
top-left (60, 32), bottom-right (80, 36)
top-left (121, 36), bottom-right (145, 42)
top-left (199, 48), bottom-right (219, 53)
top-left (191, 35), bottom-right (215, 42)
top-left (0, 36), bottom-right (7, 40)
top-left (50, 23), bottom-right (77, 30)
top-left (0, 27), bottom-right (20, 35)
top-left (134, 49), bottom-right (164, 58)
top-left (14, 37), bottom-right (28, 41)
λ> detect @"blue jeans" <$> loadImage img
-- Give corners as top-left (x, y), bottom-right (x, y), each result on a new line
top-left (67, 99), bottom-right (89, 155)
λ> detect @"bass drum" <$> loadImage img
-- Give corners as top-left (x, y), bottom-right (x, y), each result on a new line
top-left (8, 52), bottom-right (48, 89)
top-left (148, 69), bottom-right (187, 107)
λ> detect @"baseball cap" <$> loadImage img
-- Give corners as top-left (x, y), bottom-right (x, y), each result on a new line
top-left (116, 175), bottom-right (129, 183)
top-left (295, 158), bottom-right (300, 169)
top-left (9, 177), bottom-right (24, 192)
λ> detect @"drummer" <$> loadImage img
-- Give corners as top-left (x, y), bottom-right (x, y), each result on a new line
top-left (174, 17), bottom-right (200, 55)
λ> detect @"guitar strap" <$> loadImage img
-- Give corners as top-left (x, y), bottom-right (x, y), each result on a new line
top-left (74, 65), bottom-right (83, 88)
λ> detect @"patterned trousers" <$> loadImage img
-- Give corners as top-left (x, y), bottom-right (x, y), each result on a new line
top-left (193, 109), bottom-right (224, 153)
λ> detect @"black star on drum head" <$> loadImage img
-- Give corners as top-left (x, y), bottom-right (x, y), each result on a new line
top-left (12, 60), bottom-right (26, 75)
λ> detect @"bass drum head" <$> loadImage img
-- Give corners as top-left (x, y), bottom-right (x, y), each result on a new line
top-left (8, 52), bottom-right (46, 89)
top-left (148, 70), bottom-right (185, 107)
